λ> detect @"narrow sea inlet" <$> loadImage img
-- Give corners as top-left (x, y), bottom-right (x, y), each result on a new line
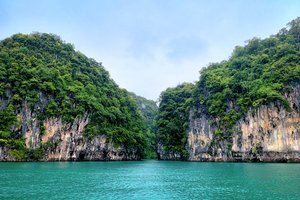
top-left (0, 160), bottom-right (300, 200)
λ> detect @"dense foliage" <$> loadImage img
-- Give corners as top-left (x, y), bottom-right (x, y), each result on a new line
top-left (156, 83), bottom-right (194, 159)
top-left (0, 33), bottom-right (148, 159)
top-left (157, 18), bottom-right (300, 156)
top-left (129, 93), bottom-right (158, 158)
top-left (195, 18), bottom-right (300, 138)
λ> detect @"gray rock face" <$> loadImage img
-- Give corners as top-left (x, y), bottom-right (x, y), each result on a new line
top-left (160, 85), bottom-right (300, 162)
top-left (0, 93), bottom-right (139, 161)
top-left (40, 116), bottom-right (138, 161)
top-left (0, 147), bottom-right (15, 161)
top-left (157, 142), bottom-right (181, 160)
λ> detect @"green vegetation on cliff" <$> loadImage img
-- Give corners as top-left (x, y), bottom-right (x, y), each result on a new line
top-left (2, 18), bottom-right (300, 161)
top-left (129, 93), bottom-right (158, 158)
top-left (195, 18), bottom-right (300, 137)
top-left (157, 18), bottom-right (300, 158)
top-left (157, 83), bottom-right (194, 159)
top-left (0, 33), bottom-right (149, 159)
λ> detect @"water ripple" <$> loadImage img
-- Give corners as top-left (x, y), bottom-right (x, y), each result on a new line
top-left (0, 161), bottom-right (300, 200)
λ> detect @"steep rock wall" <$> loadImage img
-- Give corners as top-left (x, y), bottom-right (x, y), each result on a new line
top-left (41, 117), bottom-right (138, 161)
top-left (159, 85), bottom-right (300, 162)
top-left (186, 85), bottom-right (300, 162)
top-left (0, 97), bottom-right (139, 161)
top-left (156, 142), bottom-right (182, 160)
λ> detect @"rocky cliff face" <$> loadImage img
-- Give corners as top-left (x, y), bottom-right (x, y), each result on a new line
top-left (159, 85), bottom-right (300, 162)
top-left (0, 94), bottom-right (139, 161)
top-left (187, 84), bottom-right (300, 162)
top-left (0, 33), bottom-right (147, 161)
top-left (156, 142), bottom-right (182, 160)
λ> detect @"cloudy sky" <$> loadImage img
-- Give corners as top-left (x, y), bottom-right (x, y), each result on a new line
top-left (1, 0), bottom-right (300, 100)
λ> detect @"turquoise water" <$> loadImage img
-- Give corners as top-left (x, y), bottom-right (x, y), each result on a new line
top-left (0, 161), bottom-right (300, 199)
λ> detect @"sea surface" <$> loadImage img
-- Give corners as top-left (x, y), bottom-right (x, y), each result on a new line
top-left (0, 160), bottom-right (300, 200)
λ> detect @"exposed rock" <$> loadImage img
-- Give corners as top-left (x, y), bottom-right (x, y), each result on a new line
top-left (157, 142), bottom-right (181, 160)
top-left (160, 85), bottom-right (300, 162)
top-left (0, 147), bottom-right (16, 161)
top-left (0, 99), bottom-right (139, 161)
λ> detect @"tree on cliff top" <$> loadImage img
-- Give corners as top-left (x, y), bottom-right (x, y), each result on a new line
top-left (0, 33), bottom-right (149, 159)
top-left (156, 83), bottom-right (194, 159)
top-left (157, 18), bottom-right (300, 158)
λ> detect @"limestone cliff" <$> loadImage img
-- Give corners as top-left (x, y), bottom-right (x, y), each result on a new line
top-left (157, 19), bottom-right (300, 162)
top-left (0, 98), bottom-right (138, 161)
top-left (185, 85), bottom-right (300, 162)
top-left (0, 33), bottom-right (146, 161)
top-left (157, 84), bottom-right (300, 162)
